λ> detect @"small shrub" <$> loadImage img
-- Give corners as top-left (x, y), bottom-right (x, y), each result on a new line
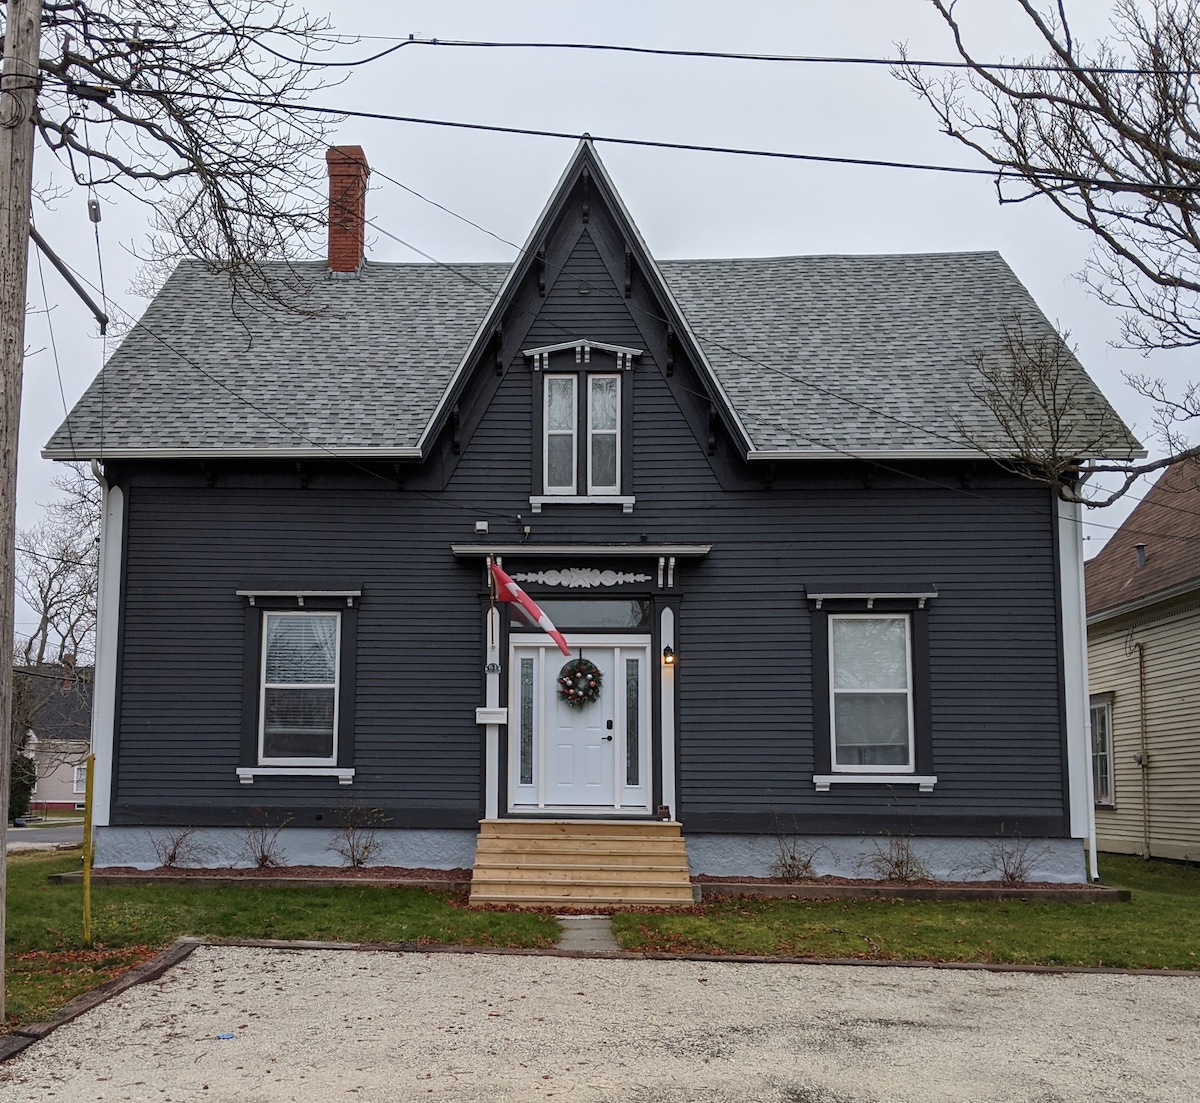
top-left (240, 807), bottom-right (292, 869)
top-left (328, 803), bottom-right (389, 869)
top-left (150, 827), bottom-right (205, 869)
top-left (971, 827), bottom-right (1051, 885)
top-left (768, 814), bottom-right (823, 881)
top-left (857, 835), bottom-right (929, 883)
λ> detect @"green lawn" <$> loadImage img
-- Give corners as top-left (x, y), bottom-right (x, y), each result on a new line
top-left (4, 850), bottom-right (556, 1030)
top-left (611, 853), bottom-right (1200, 970)
top-left (8, 850), bottom-right (1199, 1032)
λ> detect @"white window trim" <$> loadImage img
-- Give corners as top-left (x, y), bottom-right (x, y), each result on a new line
top-left (814, 773), bottom-right (936, 792)
top-left (829, 613), bottom-right (916, 775)
top-left (528, 494), bottom-right (635, 513)
top-left (258, 610), bottom-right (341, 767)
top-left (1089, 695), bottom-right (1115, 807)
top-left (237, 767), bottom-right (355, 785)
top-left (543, 373), bottom-right (578, 495)
top-left (586, 373), bottom-right (621, 495)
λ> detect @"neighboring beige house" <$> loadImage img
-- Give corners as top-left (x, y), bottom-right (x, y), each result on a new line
top-left (28, 736), bottom-right (90, 811)
top-left (15, 664), bottom-right (93, 813)
top-left (1085, 462), bottom-right (1200, 861)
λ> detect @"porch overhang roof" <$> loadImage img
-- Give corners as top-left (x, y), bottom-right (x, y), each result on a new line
top-left (450, 543), bottom-right (712, 558)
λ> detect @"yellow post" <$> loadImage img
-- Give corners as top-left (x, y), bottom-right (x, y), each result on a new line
top-left (82, 754), bottom-right (94, 948)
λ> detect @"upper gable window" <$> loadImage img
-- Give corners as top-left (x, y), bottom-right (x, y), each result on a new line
top-left (545, 372), bottom-right (621, 495)
top-left (527, 341), bottom-right (639, 512)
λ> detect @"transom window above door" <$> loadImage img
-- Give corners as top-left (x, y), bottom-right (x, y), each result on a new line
top-left (525, 340), bottom-right (640, 512)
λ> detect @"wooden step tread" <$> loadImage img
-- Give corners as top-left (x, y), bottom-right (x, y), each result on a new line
top-left (472, 877), bottom-right (691, 890)
top-left (474, 843), bottom-right (687, 858)
top-left (473, 873), bottom-right (689, 887)
top-left (473, 861), bottom-right (689, 873)
top-left (479, 820), bottom-right (681, 836)
top-left (470, 892), bottom-right (695, 907)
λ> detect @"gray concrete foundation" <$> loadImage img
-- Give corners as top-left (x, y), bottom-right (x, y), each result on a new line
top-left (95, 825), bottom-right (1088, 883)
top-left (93, 825), bottom-right (479, 871)
top-left (685, 833), bottom-right (1088, 883)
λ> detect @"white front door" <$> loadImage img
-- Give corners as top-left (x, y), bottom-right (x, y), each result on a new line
top-left (508, 635), bottom-right (651, 813)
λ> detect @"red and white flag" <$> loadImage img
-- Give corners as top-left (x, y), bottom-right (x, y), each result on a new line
top-left (489, 562), bottom-right (571, 656)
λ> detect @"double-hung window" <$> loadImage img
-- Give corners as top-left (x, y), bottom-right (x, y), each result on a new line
top-left (808, 588), bottom-right (936, 791)
top-left (829, 614), bottom-right (915, 771)
top-left (527, 341), bottom-right (638, 512)
top-left (236, 589), bottom-right (358, 784)
top-left (1089, 695), bottom-right (1114, 807)
top-left (544, 372), bottom-right (621, 495)
top-left (259, 611), bottom-right (341, 764)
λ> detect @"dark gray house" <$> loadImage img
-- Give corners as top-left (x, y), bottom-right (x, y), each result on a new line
top-left (47, 141), bottom-right (1137, 899)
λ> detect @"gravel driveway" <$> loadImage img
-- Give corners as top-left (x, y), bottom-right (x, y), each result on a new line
top-left (0, 945), bottom-right (1195, 1102)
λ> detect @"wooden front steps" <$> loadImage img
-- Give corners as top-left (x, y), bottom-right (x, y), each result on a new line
top-left (469, 819), bottom-right (696, 908)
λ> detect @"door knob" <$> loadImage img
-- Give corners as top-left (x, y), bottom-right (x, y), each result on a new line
top-left (601, 734), bottom-right (613, 742)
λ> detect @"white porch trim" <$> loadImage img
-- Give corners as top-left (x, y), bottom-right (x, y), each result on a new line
top-left (1058, 496), bottom-right (1097, 877)
top-left (89, 478), bottom-right (123, 827)
top-left (660, 606), bottom-right (677, 819)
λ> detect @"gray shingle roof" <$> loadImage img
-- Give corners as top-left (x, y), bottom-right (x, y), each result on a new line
top-left (44, 251), bottom-right (1137, 460)
top-left (659, 252), bottom-right (1135, 457)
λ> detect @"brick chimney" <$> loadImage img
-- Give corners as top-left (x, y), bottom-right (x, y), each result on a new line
top-left (326, 145), bottom-right (369, 275)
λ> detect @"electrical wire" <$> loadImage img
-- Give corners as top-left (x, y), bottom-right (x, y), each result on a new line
top-left (300, 33), bottom-right (1200, 78)
top-left (41, 72), bottom-right (1200, 195)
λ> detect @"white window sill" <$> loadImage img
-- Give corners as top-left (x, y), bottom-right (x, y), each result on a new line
top-left (236, 767), bottom-right (354, 785)
top-left (529, 495), bottom-right (635, 513)
top-left (813, 773), bottom-right (937, 793)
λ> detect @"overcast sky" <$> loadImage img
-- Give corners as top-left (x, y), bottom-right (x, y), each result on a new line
top-left (18, 1), bottom-right (1183, 638)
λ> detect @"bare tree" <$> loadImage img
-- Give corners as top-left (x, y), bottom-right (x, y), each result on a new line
top-left (15, 464), bottom-right (99, 666)
top-left (898, 1), bottom-right (1200, 500)
top-left (12, 1), bottom-right (343, 298)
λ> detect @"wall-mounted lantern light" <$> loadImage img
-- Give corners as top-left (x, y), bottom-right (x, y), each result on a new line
top-left (662, 645), bottom-right (676, 666)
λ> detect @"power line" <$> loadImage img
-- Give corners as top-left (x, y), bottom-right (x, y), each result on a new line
top-left (43, 73), bottom-right (1200, 195)
top-left (303, 34), bottom-right (1197, 78)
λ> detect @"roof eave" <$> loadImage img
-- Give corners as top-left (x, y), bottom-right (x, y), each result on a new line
top-left (1086, 576), bottom-right (1200, 626)
top-left (41, 445), bottom-right (424, 461)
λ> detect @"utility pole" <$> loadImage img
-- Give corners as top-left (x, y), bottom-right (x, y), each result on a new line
top-left (0, 0), bottom-right (42, 1023)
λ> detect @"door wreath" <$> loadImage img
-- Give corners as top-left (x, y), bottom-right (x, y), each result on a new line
top-left (558, 658), bottom-right (603, 708)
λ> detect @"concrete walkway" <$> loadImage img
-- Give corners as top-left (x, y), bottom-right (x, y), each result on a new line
top-left (0, 944), bottom-right (1195, 1102)
top-left (555, 915), bottom-right (621, 953)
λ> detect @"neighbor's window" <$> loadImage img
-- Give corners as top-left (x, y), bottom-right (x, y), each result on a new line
top-left (73, 763), bottom-right (87, 793)
top-left (1090, 696), bottom-right (1114, 807)
top-left (829, 614), bottom-right (914, 771)
top-left (543, 372), bottom-right (621, 495)
top-left (260, 611), bottom-right (340, 764)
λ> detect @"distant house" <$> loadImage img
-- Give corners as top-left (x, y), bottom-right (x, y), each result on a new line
top-left (1086, 462), bottom-right (1200, 862)
top-left (44, 141), bottom-right (1138, 897)
top-left (15, 664), bottom-right (93, 812)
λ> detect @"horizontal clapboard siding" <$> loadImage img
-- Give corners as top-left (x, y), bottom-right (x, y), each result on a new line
top-left (107, 220), bottom-right (1069, 836)
top-left (1089, 599), bottom-right (1200, 860)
